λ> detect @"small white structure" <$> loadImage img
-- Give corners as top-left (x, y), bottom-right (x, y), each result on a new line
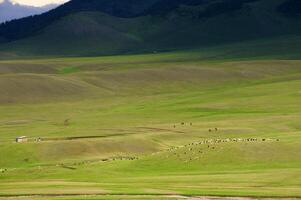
top-left (16, 136), bottom-right (28, 143)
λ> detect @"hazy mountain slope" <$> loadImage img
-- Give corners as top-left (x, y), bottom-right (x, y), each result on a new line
top-left (0, 12), bottom-right (146, 56)
top-left (0, 0), bottom-right (158, 42)
top-left (0, 0), bottom-right (301, 57)
top-left (0, 0), bottom-right (57, 23)
top-left (0, 0), bottom-right (265, 41)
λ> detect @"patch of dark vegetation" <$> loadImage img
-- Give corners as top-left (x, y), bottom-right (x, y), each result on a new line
top-left (278, 0), bottom-right (301, 16)
top-left (39, 133), bottom-right (134, 142)
top-left (61, 165), bottom-right (77, 170)
top-left (196, 0), bottom-right (259, 18)
top-left (142, 0), bottom-right (206, 16)
top-left (145, 0), bottom-right (259, 18)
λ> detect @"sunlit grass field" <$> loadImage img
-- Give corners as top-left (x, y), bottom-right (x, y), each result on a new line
top-left (0, 43), bottom-right (301, 199)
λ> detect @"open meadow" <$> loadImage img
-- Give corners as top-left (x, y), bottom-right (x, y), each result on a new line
top-left (0, 41), bottom-right (301, 199)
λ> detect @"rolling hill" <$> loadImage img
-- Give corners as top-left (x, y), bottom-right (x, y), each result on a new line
top-left (0, 50), bottom-right (301, 198)
top-left (0, 0), bottom-right (301, 57)
top-left (0, 0), bottom-right (301, 198)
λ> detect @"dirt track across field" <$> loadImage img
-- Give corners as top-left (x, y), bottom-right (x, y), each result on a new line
top-left (0, 194), bottom-right (298, 200)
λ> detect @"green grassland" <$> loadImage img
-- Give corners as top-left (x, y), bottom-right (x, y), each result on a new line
top-left (0, 43), bottom-right (301, 199)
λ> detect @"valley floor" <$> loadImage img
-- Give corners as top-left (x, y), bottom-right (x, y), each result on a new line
top-left (0, 50), bottom-right (301, 199)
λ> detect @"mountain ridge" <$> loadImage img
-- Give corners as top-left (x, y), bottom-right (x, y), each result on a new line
top-left (0, 0), bottom-right (300, 57)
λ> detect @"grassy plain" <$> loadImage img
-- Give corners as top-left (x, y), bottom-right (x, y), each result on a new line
top-left (0, 44), bottom-right (301, 199)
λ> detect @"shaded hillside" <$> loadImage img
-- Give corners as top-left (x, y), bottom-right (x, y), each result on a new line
top-left (278, 0), bottom-right (301, 16)
top-left (0, 0), bottom-right (301, 57)
top-left (0, 0), bottom-right (263, 41)
top-left (0, 0), bottom-right (158, 41)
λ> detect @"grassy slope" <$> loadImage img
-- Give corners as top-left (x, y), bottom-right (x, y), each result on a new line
top-left (0, 43), bottom-right (301, 198)
top-left (0, 12), bottom-right (142, 57)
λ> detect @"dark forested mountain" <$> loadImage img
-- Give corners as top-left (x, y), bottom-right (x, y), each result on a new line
top-left (0, 0), bottom-right (300, 57)
top-left (278, 0), bottom-right (301, 16)
top-left (0, 0), bottom-right (57, 23)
